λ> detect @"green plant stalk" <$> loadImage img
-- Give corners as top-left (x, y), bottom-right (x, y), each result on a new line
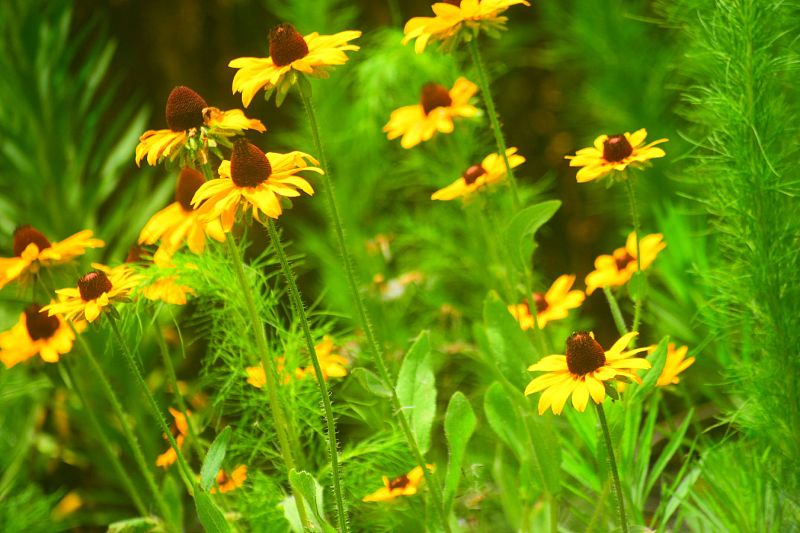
top-left (624, 178), bottom-right (643, 334)
top-left (223, 232), bottom-right (310, 527)
top-left (266, 219), bottom-right (349, 533)
top-left (468, 38), bottom-right (521, 210)
top-left (602, 286), bottom-right (629, 336)
top-left (595, 402), bottom-right (629, 533)
top-left (296, 75), bottom-right (452, 533)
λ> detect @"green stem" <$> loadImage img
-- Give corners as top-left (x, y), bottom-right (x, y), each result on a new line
top-left (602, 286), bottom-right (629, 337)
top-left (265, 219), bottom-right (349, 533)
top-left (468, 37), bottom-right (521, 210)
top-left (296, 75), bottom-right (452, 533)
top-left (624, 178), bottom-right (644, 334)
top-left (595, 402), bottom-right (629, 533)
top-left (223, 232), bottom-right (310, 528)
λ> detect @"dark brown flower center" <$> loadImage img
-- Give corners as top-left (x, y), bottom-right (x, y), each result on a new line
top-left (175, 167), bottom-right (207, 211)
top-left (166, 86), bottom-right (208, 132)
top-left (126, 245), bottom-right (144, 264)
top-left (388, 474), bottom-right (410, 490)
top-left (442, 0), bottom-right (461, 5)
top-left (615, 252), bottom-right (635, 271)
top-left (565, 331), bottom-right (606, 375)
top-left (533, 292), bottom-right (548, 313)
top-left (78, 270), bottom-right (113, 301)
top-left (24, 304), bottom-right (60, 341)
top-left (13, 225), bottom-right (51, 256)
top-left (420, 83), bottom-right (452, 115)
top-left (462, 164), bottom-right (487, 185)
top-left (217, 471), bottom-right (230, 484)
top-left (269, 23), bottom-right (309, 67)
top-left (230, 139), bottom-right (271, 187)
top-left (602, 134), bottom-right (633, 163)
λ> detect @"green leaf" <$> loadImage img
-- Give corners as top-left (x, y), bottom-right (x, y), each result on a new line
top-left (288, 469), bottom-right (337, 533)
top-left (396, 331), bottom-right (437, 455)
top-left (483, 291), bottom-right (537, 387)
top-left (444, 391), bottom-right (477, 512)
top-left (351, 367), bottom-right (391, 398)
top-left (201, 426), bottom-right (232, 492)
top-left (194, 491), bottom-right (231, 533)
top-left (628, 336), bottom-right (669, 402)
top-left (107, 517), bottom-right (161, 533)
top-left (162, 474), bottom-right (184, 530)
top-left (504, 200), bottom-right (561, 273)
top-left (645, 408), bottom-right (694, 495)
top-left (484, 382), bottom-right (527, 460)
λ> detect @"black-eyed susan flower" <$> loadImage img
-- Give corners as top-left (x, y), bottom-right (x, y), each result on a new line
top-left (297, 336), bottom-right (349, 380)
top-left (384, 78), bottom-right (479, 149)
top-left (585, 232), bottom-right (666, 295)
top-left (138, 168), bottom-right (226, 258)
top-left (192, 139), bottom-right (321, 230)
top-left (210, 465), bottom-right (247, 494)
top-left (43, 265), bottom-right (140, 323)
top-left (156, 407), bottom-right (190, 469)
top-left (362, 465), bottom-right (435, 502)
top-left (525, 331), bottom-right (652, 415)
top-left (565, 129), bottom-right (667, 183)
top-left (656, 343), bottom-right (695, 387)
top-left (229, 23), bottom-right (361, 107)
top-left (0, 226), bottom-right (103, 289)
top-left (402, 0), bottom-right (530, 53)
top-left (246, 357), bottom-right (304, 388)
top-left (135, 86), bottom-right (265, 167)
top-left (431, 147), bottom-right (524, 200)
top-left (0, 304), bottom-right (83, 368)
top-left (126, 245), bottom-right (196, 306)
top-left (508, 274), bottom-right (585, 330)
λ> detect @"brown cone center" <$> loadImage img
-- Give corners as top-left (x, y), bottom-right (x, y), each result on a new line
top-left (615, 252), bottom-right (635, 271)
top-left (166, 86), bottom-right (208, 132)
top-left (176, 168), bottom-right (207, 211)
top-left (565, 331), bottom-right (606, 375)
top-left (24, 304), bottom-right (60, 341)
top-left (230, 139), bottom-right (271, 187)
top-left (269, 23), bottom-right (309, 67)
top-left (602, 134), bottom-right (633, 163)
top-left (462, 164), bottom-right (487, 185)
top-left (420, 83), bottom-right (452, 115)
top-left (533, 292), bottom-right (548, 313)
top-left (13, 225), bottom-right (51, 256)
top-left (388, 474), bottom-right (410, 490)
top-left (78, 270), bottom-right (113, 301)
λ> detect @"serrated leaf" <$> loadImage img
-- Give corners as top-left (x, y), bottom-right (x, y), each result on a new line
top-left (396, 331), bottom-right (437, 455)
top-left (201, 426), bottom-right (232, 491)
top-left (504, 200), bottom-right (561, 273)
top-left (444, 391), bottom-right (477, 512)
top-left (351, 367), bottom-right (391, 398)
top-left (194, 490), bottom-right (231, 533)
top-left (483, 291), bottom-right (537, 387)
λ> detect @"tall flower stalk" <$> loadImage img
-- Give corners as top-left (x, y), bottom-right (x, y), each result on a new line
top-left (596, 403), bottom-right (628, 533)
top-left (624, 178), bottom-right (643, 333)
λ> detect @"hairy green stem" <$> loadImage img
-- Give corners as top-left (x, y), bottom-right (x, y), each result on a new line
top-left (296, 75), bottom-right (452, 532)
top-left (595, 402), bottom-right (629, 533)
top-left (624, 178), bottom-right (644, 334)
top-left (602, 286), bottom-right (629, 337)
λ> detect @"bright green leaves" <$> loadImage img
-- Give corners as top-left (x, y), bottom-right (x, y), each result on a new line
top-left (483, 291), bottom-right (538, 388)
top-left (396, 331), bottom-right (437, 455)
top-left (627, 336), bottom-right (669, 403)
top-left (288, 470), bottom-right (337, 533)
top-left (194, 491), bottom-right (231, 533)
top-left (504, 200), bottom-right (561, 274)
top-left (200, 426), bottom-right (232, 492)
top-left (443, 392), bottom-right (477, 512)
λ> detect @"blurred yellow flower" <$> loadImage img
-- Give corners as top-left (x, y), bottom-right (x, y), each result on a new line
top-left (384, 78), bottom-right (478, 149)
top-left (508, 274), bottom-right (585, 329)
top-left (230, 23), bottom-right (361, 107)
top-left (246, 336), bottom-right (348, 388)
top-left (432, 147), bottom-right (524, 200)
top-left (211, 465), bottom-right (248, 494)
top-left (43, 265), bottom-right (140, 323)
top-left (362, 464), bottom-right (435, 502)
top-left (156, 407), bottom-right (190, 469)
top-left (565, 129), bottom-right (667, 183)
top-left (657, 343), bottom-right (695, 387)
top-left (246, 357), bottom-right (303, 388)
top-left (52, 491), bottom-right (82, 520)
top-left (0, 304), bottom-right (83, 368)
top-left (585, 232), bottom-right (666, 295)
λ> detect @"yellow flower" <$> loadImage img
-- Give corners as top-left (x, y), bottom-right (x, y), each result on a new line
top-left (565, 129), bottom-right (667, 183)
top-left (0, 304), bottom-right (84, 368)
top-left (156, 407), bottom-right (190, 469)
top-left (135, 86), bottom-right (265, 167)
top-left (43, 265), bottom-right (141, 323)
top-left (230, 23), bottom-right (361, 107)
top-left (298, 336), bottom-right (349, 380)
top-left (585, 232), bottom-right (666, 295)
top-left (211, 465), bottom-right (248, 494)
top-left (525, 331), bottom-right (652, 415)
top-left (403, 0), bottom-right (530, 53)
top-left (362, 464), bottom-right (435, 502)
top-left (657, 343), bottom-right (695, 387)
top-left (138, 168), bottom-right (226, 258)
top-left (0, 226), bottom-right (104, 289)
top-left (246, 357), bottom-right (304, 388)
top-left (508, 274), bottom-right (585, 330)
top-left (52, 491), bottom-right (82, 520)
top-left (384, 78), bottom-right (479, 149)
top-left (432, 147), bottom-right (524, 200)
top-left (192, 139), bottom-right (321, 230)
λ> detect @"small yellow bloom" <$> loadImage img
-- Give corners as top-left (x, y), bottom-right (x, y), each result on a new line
top-left (43, 265), bottom-right (141, 323)
top-left (246, 357), bottom-right (304, 388)
top-left (156, 407), bottom-right (190, 469)
top-left (192, 139), bottom-right (321, 230)
top-left (0, 226), bottom-right (103, 289)
top-left (135, 86), bottom-right (265, 167)
top-left (362, 464), bottom-right (435, 502)
top-left (525, 331), bottom-right (652, 415)
top-left (403, 0), bottom-right (530, 53)
top-left (656, 343), bottom-right (695, 387)
top-left (52, 491), bottom-right (82, 520)
top-left (211, 465), bottom-right (248, 494)
top-left (372, 271), bottom-right (425, 301)
top-left (0, 304), bottom-right (83, 368)
top-left (508, 274), bottom-right (585, 330)
top-left (385, 78), bottom-right (479, 149)
top-left (585, 232), bottom-right (666, 295)
top-left (230, 23), bottom-right (361, 107)
top-left (565, 129), bottom-right (667, 183)
top-left (298, 336), bottom-right (349, 380)
top-left (432, 147), bottom-right (524, 200)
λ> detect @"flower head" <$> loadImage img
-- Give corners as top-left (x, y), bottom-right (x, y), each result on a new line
top-left (657, 343), bottom-right (695, 387)
top-left (246, 336), bottom-right (348, 388)
top-left (0, 304), bottom-right (83, 367)
top-left (508, 274), bottom-right (585, 330)
top-left (246, 357), bottom-right (304, 388)
top-left (362, 465), bottom-right (435, 502)
top-left (135, 86), bottom-right (265, 167)
top-left (432, 147), bottom-right (524, 200)
top-left (210, 465), bottom-right (247, 494)
top-left (385, 78), bottom-right (479, 149)
top-left (585, 232), bottom-right (665, 295)
top-left (525, 331), bottom-right (652, 415)
top-left (0, 227), bottom-right (104, 289)
top-left (156, 407), bottom-right (190, 468)
top-left (229, 23), bottom-right (361, 107)
top-left (192, 139), bottom-right (321, 230)
top-left (565, 129), bottom-right (667, 183)
top-left (43, 265), bottom-right (141, 323)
